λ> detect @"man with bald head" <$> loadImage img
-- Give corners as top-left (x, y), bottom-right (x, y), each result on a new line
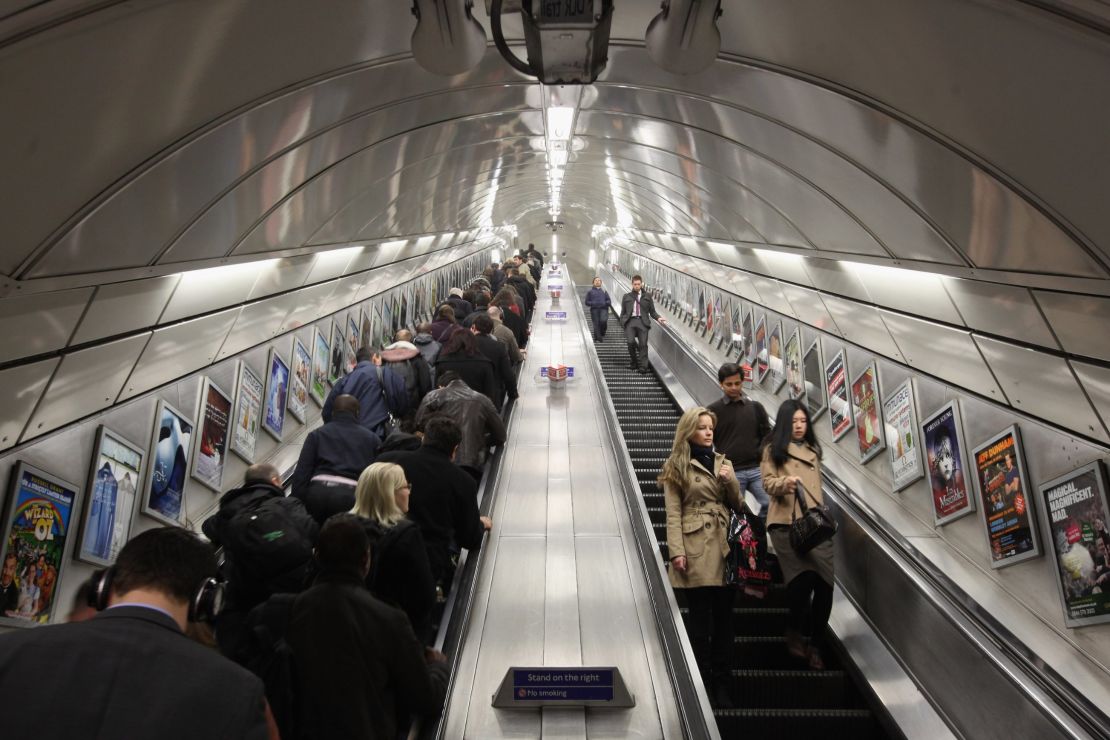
top-left (487, 306), bottom-right (524, 366)
top-left (292, 394), bottom-right (382, 524)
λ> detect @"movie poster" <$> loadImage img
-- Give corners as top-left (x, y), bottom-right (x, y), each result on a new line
top-left (803, 341), bottom-right (826, 421)
top-left (1, 462), bottom-right (80, 626)
top-left (230, 361), bottom-right (264, 463)
top-left (883, 379), bottom-right (923, 491)
top-left (825, 350), bottom-right (853, 441)
top-left (921, 400), bottom-right (974, 525)
top-left (191, 377), bottom-right (231, 493)
top-left (784, 328), bottom-right (804, 401)
top-left (345, 314), bottom-right (359, 372)
top-left (768, 321), bottom-right (785, 393)
top-left (78, 426), bottom-right (142, 567)
top-left (742, 311), bottom-right (754, 363)
top-left (754, 316), bottom-right (769, 382)
top-left (973, 426), bottom-right (1040, 569)
top-left (263, 348), bottom-right (290, 442)
top-left (1040, 461), bottom-right (1110, 627)
top-left (851, 362), bottom-right (886, 464)
top-left (310, 327), bottom-right (329, 406)
top-left (142, 399), bottom-right (193, 526)
top-left (329, 320), bottom-right (344, 383)
top-left (288, 336), bottom-right (311, 424)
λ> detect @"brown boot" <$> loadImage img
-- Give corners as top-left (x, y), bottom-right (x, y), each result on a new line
top-left (784, 629), bottom-right (807, 659)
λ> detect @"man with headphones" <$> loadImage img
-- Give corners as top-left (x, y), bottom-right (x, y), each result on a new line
top-left (0, 526), bottom-right (271, 740)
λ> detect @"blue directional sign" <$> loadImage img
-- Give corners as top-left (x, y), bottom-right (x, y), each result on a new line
top-left (545, 311), bottom-right (567, 320)
top-left (539, 366), bottom-right (575, 378)
top-left (492, 666), bottom-right (634, 708)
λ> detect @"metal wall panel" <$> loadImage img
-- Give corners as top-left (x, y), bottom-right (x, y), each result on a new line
top-left (159, 263), bottom-right (264, 324)
top-left (780, 283), bottom-right (837, 331)
top-left (791, 257), bottom-right (872, 302)
top-left (1070, 360), bottom-right (1110, 442)
top-left (974, 335), bottom-right (1109, 444)
top-left (942, 278), bottom-right (1058, 349)
top-left (69, 276), bottom-right (180, 346)
top-left (216, 297), bottom-right (290, 361)
top-left (278, 282), bottom-right (336, 332)
top-left (22, 333), bottom-right (150, 441)
top-left (246, 255), bottom-right (315, 300)
top-left (0, 287), bottom-right (92, 363)
top-left (0, 358), bottom-right (59, 452)
top-left (119, 308), bottom-right (240, 401)
top-left (1034, 290), bottom-right (1110, 363)
top-left (820, 295), bottom-right (902, 358)
top-left (748, 275), bottom-right (795, 317)
top-left (852, 267), bottom-right (964, 326)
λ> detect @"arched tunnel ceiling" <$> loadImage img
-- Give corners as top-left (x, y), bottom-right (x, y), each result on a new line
top-left (0, 0), bottom-right (1109, 445)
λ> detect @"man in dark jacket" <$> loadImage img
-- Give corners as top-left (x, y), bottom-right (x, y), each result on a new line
top-left (412, 322), bottom-right (442, 369)
top-left (461, 293), bottom-right (491, 328)
top-left (323, 347), bottom-right (408, 438)
top-left (620, 274), bottom-right (667, 373)
top-left (487, 306), bottom-right (524, 365)
top-left (443, 287), bottom-right (472, 321)
top-left (505, 267), bottom-right (536, 322)
top-left (380, 330), bottom-right (433, 413)
top-left (584, 276), bottom-right (612, 342)
top-left (287, 515), bottom-right (447, 740)
top-left (707, 362), bottom-right (772, 519)
top-left (378, 418), bottom-right (492, 588)
top-left (204, 463), bottom-right (319, 612)
top-left (0, 527), bottom-right (270, 740)
top-left (291, 395), bottom-right (381, 524)
top-left (471, 314), bottom-right (517, 410)
top-left (415, 371), bottom-right (506, 475)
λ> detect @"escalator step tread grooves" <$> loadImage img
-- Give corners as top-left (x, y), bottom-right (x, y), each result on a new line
top-left (578, 289), bottom-right (886, 739)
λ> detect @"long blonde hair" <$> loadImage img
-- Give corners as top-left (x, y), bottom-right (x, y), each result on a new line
top-left (350, 462), bottom-right (406, 526)
top-left (658, 407), bottom-right (717, 491)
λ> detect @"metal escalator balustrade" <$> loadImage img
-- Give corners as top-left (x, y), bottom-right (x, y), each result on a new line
top-left (580, 290), bottom-right (891, 740)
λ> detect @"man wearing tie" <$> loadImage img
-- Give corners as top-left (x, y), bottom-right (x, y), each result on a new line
top-left (620, 275), bottom-right (667, 373)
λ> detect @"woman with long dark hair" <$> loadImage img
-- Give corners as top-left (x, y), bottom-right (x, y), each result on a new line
top-left (660, 406), bottom-right (742, 706)
top-left (434, 326), bottom-right (497, 405)
top-left (760, 399), bottom-right (832, 669)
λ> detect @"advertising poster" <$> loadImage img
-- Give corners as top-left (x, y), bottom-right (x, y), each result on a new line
top-left (784, 328), bottom-right (804, 401)
top-left (142, 399), bottom-right (193, 526)
top-left (768, 321), bottom-right (785, 393)
top-left (742, 311), bottom-right (754, 363)
top-left (921, 400), bottom-right (975, 526)
top-left (329, 320), bottom-right (344, 383)
top-left (802, 341), bottom-right (826, 421)
top-left (345, 315), bottom-right (359, 373)
top-left (1040, 461), bottom-right (1110, 627)
top-left (230, 361), bottom-right (264, 462)
top-left (78, 426), bottom-right (142, 567)
top-left (729, 303), bottom-right (744, 358)
top-left (850, 362), bottom-right (886, 464)
top-left (882, 379), bottom-right (923, 491)
top-left (288, 336), bottom-right (311, 424)
top-left (360, 305), bottom-right (374, 351)
top-left (310, 327), bottom-right (330, 406)
top-left (1, 462), bottom-right (80, 626)
top-left (263, 348), bottom-right (290, 442)
top-left (973, 426), bottom-right (1040, 569)
top-left (380, 299), bottom-right (394, 349)
top-left (754, 316), bottom-right (769, 382)
top-left (391, 292), bottom-right (401, 336)
top-left (825, 350), bottom-right (853, 441)
top-left (191, 377), bottom-right (231, 493)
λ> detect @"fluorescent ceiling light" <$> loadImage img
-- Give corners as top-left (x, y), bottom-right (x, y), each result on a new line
top-left (546, 106), bottom-right (574, 140)
top-left (753, 247), bottom-right (803, 261)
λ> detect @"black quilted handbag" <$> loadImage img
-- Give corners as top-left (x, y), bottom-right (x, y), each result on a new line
top-left (788, 481), bottom-right (837, 554)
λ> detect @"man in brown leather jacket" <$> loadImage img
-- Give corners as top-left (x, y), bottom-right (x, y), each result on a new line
top-left (414, 372), bottom-right (506, 475)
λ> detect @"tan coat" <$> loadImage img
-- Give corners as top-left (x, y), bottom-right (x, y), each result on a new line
top-left (664, 452), bottom-right (742, 589)
top-left (760, 442), bottom-right (823, 528)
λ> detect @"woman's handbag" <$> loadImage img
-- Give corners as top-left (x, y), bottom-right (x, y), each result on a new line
top-left (788, 481), bottom-right (837, 554)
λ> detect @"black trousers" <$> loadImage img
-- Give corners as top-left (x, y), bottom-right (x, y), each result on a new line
top-left (685, 586), bottom-right (735, 672)
top-left (590, 307), bottom-right (609, 340)
top-left (786, 570), bottom-right (833, 638)
top-left (624, 321), bottom-right (650, 369)
top-left (295, 480), bottom-right (356, 526)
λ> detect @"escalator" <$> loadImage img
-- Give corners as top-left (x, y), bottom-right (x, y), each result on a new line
top-left (582, 295), bottom-right (890, 739)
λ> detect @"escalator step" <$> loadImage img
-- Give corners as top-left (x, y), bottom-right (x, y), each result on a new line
top-left (713, 708), bottom-right (881, 740)
top-left (726, 669), bottom-right (854, 709)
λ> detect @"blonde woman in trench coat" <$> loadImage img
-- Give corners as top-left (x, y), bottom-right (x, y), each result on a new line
top-left (660, 407), bottom-right (743, 707)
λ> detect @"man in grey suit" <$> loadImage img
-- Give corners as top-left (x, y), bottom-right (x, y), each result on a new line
top-left (0, 527), bottom-right (270, 740)
top-left (620, 274), bottom-right (667, 373)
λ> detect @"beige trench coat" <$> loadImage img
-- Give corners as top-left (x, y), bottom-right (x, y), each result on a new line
top-left (664, 452), bottom-right (742, 589)
top-left (760, 442), bottom-right (823, 528)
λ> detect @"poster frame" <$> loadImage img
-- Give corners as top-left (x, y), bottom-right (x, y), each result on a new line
top-left (784, 327), bottom-right (805, 402)
top-left (288, 335), bottom-right (311, 424)
top-left (229, 360), bottom-right (265, 463)
top-left (921, 399), bottom-right (976, 526)
top-left (328, 319), bottom-right (344, 384)
top-left (1038, 460), bottom-right (1110, 628)
top-left (309, 327), bottom-right (329, 407)
top-left (850, 361), bottom-right (887, 465)
top-left (971, 425), bottom-right (1041, 570)
top-left (883, 378), bottom-right (924, 492)
top-left (262, 347), bottom-right (290, 443)
top-left (141, 398), bottom-right (194, 526)
top-left (190, 376), bottom-right (232, 493)
top-left (77, 425), bottom-right (144, 567)
top-left (754, 315), bottom-right (769, 383)
top-left (345, 314), bottom-right (359, 373)
top-left (0, 460), bottom-right (82, 627)
top-left (768, 320), bottom-right (785, 393)
top-left (825, 349), bottom-right (853, 442)
top-left (802, 339), bottom-right (827, 422)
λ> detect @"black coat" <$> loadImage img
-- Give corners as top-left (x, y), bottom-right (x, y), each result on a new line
top-left (0, 606), bottom-right (268, 740)
top-left (376, 446), bottom-right (485, 582)
top-left (360, 518), bottom-right (436, 642)
top-left (620, 290), bottom-right (660, 327)
top-left (287, 572), bottom-right (448, 740)
top-left (290, 412), bottom-right (380, 496)
top-left (497, 305), bottom-right (528, 348)
top-left (475, 333), bottom-right (517, 409)
top-left (506, 276), bottom-right (536, 313)
top-left (434, 350), bottom-right (497, 407)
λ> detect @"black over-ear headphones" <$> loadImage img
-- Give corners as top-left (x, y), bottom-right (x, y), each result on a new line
top-left (87, 568), bottom-right (226, 623)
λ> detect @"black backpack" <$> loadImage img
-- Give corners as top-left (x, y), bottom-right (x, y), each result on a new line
top-left (221, 497), bottom-right (315, 598)
top-left (241, 594), bottom-right (300, 740)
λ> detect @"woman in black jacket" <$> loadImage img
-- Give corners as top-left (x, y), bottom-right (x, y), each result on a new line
top-left (433, 327), bottom-right (498, 406)
top-left (350, 462), bottom-right (436, 642)
top-left (429, 305), bottom-right (458, 343)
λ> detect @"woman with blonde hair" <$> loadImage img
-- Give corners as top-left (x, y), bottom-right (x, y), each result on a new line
top-left (660, 406), bottom-right (743, 707)
top-left (350, 462), bottom-right (436, 641)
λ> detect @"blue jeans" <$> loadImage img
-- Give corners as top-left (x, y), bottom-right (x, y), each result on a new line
top-left (736, 466), bottom-right (769, 518)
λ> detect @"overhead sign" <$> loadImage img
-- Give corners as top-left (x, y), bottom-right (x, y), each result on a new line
top-left (540, 365), bottom-right (575, 379)
top-left (492, 667), bottom-right (634, 708)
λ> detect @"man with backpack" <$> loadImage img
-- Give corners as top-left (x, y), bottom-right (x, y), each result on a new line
top-left (380, 330), bottom-right (433, 418)
top-left (323, 347), bottom-right (409, 439)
